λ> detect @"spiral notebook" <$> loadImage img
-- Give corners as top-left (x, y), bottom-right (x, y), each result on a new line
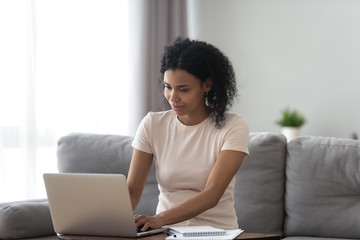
top-left (166, 226), bottom-right (243, 240)
top-left (168, 226), bottom-right (226, 236)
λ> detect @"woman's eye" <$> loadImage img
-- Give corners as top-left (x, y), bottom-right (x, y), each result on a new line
top-left (180, 89), bottom-right (189, 92)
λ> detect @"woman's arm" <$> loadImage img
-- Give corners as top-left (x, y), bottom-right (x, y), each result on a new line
top-left (135, 150), bottom-right (247, 230)
top-left (127, 149), bottom-right (153, 210)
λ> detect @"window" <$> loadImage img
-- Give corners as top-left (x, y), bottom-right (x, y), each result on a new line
top-left (0, 0), bottom-right (130, 202)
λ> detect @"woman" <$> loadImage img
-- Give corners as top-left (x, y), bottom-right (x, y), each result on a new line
top-left (127, 37), bottom-right (249, 231)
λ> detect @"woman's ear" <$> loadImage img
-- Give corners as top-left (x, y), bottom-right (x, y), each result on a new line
top-left (204, 78), bottom-right (213, 92)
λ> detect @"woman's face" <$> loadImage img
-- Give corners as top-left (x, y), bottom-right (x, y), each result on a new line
top-left (164, 69), bottom-right (212, 125)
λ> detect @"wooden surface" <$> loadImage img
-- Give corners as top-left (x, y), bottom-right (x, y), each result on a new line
top-left (59, 232), bottom-right (282, 240)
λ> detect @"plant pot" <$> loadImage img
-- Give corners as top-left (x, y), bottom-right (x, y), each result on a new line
top-left (281, 127), bottom-right (300, 142)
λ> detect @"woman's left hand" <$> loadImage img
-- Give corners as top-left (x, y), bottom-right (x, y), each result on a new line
top-left (134, 214), bottom-right (164, 231)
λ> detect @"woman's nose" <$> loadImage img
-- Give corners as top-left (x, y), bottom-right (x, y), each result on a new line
top-left (170, 91), bottom-right (179, 103)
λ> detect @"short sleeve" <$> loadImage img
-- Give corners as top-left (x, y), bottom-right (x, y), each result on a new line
top-left (221, 115), bottom-right (249, 155)
top-left (131, 112), bottom-right (153, 154)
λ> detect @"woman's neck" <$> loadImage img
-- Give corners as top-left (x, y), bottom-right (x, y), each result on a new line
top-left (177, 107), bottom-right (210, 126)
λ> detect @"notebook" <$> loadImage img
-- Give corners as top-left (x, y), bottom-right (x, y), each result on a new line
top-left (43, 173), bottom-right (167, 238)
top-left (166, 229), bottom-right (244, 240)
top-left (168, 226), bottom-right (226, 236)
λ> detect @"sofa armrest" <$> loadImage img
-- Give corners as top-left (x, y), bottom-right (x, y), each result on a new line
top-left (0, 199), bottom-right (55, 239)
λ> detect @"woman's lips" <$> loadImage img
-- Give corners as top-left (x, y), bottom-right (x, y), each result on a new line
top-left (172, 105), bottom-right (184, 111)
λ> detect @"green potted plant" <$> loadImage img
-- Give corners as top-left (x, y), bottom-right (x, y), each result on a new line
top-left (276, 108), bottom-right (306, 141)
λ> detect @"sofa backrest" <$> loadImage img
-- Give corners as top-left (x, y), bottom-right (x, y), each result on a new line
top-left (235, 132), bottom-right (287, 234)
top-left (57, 133), bottom-right (159, 216)
top-left (285, 136), bottom-right (360, 239)
top-left (57, 132), bottom-right (360, 238)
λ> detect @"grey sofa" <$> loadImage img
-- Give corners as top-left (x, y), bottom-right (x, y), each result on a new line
top-left (0, 132), bottom-right (359, 240)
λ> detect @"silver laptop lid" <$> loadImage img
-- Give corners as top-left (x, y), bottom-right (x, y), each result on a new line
top-left (44, 173), bottom-right (140, 237)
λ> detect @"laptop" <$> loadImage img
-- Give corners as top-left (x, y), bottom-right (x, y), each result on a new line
top-left (43, 173), bottom-right (167, 237)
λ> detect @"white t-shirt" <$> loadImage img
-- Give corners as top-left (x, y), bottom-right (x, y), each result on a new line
top-left (132, 110), bottom-right (249, 229)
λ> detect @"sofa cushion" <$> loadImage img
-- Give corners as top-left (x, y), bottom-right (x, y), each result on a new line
top-left (57, 133), bottom-right (135, 175)
top-left (0, 199), bottom-right (55, 239)
top-left (285, 136), bottom-right (360, 239)
top-left (235, 132), bottom-right (287, 234)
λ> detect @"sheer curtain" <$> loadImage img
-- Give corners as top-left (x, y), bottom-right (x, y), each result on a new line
top-left (0, 0), bottom-right (130, 202)
top-left (0, 0), bottom-right (187, 202)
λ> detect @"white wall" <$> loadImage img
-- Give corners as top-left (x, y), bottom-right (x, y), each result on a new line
top-left (187, 0), bottom-right (360, 138)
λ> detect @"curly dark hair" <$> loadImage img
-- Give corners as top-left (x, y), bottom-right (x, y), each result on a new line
top-left (160, 37), bottom-right (238, 128)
